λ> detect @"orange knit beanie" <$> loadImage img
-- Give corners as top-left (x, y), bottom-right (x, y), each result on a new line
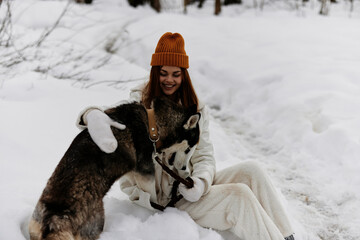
top-left (151, 32), bottom-right (189, 69)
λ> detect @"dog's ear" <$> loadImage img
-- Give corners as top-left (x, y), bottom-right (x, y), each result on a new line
top-left (184, 113), bottom-right (200, 130)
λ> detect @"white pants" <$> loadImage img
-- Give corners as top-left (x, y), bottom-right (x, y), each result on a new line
top-left (176, 161), bottom-right (294, 240)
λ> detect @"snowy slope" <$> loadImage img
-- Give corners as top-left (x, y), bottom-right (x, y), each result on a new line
top-left (1, 0), bottom-right (360, 239)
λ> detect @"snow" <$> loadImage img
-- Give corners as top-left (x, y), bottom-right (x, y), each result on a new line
top-left (1, 0), bottom-right (360, 239)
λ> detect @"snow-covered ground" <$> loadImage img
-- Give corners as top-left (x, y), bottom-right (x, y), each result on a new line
top-left (1, 0), bottom-right (360, 239)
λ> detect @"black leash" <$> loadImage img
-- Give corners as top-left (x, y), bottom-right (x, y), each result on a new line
top-left (146, 108), bottom-right (194, 211)
top-left (153, 155), bottom-right (194, 188)
top-left (150, 180), bottom-right (183, 211)
top-left (150, 151), bottom-right (194, 211)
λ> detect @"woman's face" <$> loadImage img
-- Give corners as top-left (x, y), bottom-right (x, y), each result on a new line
top-left (159, 66), bottom-right (182, 96)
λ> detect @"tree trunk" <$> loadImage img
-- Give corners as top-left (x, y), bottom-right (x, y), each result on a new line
top-left (215, 0), bottom-right (221, 15)
top-left (151, 0), bottom-right (161, 12)
top-left (198, 0), bottom-right (205, 8)
top-left (319, 0), bottom-right (330, 15)
top-left (184, 0), bottom-right (189, 13)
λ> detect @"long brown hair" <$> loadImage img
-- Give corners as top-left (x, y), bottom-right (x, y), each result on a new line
top-left (142, 66), bottom-right (199, 109)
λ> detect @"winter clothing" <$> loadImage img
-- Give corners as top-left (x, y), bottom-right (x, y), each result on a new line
top-left (76, 83), bottom-right (294, 239)
top-left (117, 83), bottom-right (216, 209)
top-left (76, 31), bottom-right (294, 240)
top-left (150, 32), bottom-right (189, 69)
top-left (178, 176), bottom-right (205, 202)
top-left (84, 109), bottom-right (125, 153)
top-left (76, 83), bottom-right (216, 209)
top-left (175, 161), bottom-right (294, 240)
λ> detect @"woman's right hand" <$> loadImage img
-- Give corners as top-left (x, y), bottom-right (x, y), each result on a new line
top-left (85, 109), bottom-right (126, 153)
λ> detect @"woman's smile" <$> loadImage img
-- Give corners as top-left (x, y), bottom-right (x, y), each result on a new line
top-left (162, 83), bottom-right (177, 90)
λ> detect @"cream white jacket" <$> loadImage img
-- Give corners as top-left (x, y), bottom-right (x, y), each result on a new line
top-left (76, 84), bottom-right (216, 210)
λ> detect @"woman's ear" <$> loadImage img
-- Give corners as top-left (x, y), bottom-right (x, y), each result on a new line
top-left (184, 113), bottom-right (200, 130)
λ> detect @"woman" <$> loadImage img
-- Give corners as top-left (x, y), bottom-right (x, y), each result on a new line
top-left (77, 32), bottom-right (295, 240)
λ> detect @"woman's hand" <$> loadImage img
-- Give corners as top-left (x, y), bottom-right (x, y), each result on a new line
top-left (178, 177), bottom-right (205, 202)
top-left (85, 109), bottom-right (126, 153)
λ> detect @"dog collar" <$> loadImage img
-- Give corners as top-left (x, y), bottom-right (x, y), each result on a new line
top-left (146, 108), bottom-right (161, 149)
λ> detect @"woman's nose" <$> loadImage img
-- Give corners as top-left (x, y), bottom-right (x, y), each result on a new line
top-left (164, 76), bottom-right (175, 82)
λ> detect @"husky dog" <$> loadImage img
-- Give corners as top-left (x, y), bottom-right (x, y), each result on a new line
top-left (29, 97), bottom-right (201, 240)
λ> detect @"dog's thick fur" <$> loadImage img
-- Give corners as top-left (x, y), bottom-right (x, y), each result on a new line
top-left (29, 97), bottom-right (201, 240)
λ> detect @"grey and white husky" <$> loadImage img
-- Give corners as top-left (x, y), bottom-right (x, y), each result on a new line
top-left (29, 97), bottom-right (201, 240)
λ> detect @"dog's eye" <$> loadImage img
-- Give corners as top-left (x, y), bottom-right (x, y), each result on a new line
top-left (184, 147), bottom-right (191, 154)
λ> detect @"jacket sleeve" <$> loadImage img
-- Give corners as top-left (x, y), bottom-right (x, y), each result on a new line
top-left (119, 172), bottom-right (155, 211)
top-left (75, 87), bottom-right (143, 129)
top-left (190, 106), bottom-right (216, 195)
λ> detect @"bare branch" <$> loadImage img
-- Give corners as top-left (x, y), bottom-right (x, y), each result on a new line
top-left (0, 0), bottom-right (13, 47)
top-left (84, 77), bottom-right (147, 89)
top-left (36, 0), bottom-right (71, 47)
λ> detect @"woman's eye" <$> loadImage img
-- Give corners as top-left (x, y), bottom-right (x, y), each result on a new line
top-left (160, 73), bottom-right (167, 77)
top-left (173, 74), bottom-right (181, 78)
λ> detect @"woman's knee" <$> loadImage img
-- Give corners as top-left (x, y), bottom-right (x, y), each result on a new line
top-left (241, 161), bottom-right (268, 181)
top-left (229, 161), bottom-right (266, 176)
top-left (214, 161), bottom-right (269, 186)
top-left (229, 183), bottom-right (256, 201)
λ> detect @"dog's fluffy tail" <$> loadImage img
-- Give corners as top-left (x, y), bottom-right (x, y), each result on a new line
top-left (29, 214), bottom-right (75, 240)
top-left (42, 231), bottom-right (76, 240)
top-left (42, 212), bottom-right (75, 240)
top-left (29, 218), bottom-right (42, 240)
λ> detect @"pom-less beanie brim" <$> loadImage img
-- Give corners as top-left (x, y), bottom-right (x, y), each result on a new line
top-left (151, 52), bottom-right (189, 69)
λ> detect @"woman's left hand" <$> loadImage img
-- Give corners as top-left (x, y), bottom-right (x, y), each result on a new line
top-left (178, 177), bottom-right (205, 202)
